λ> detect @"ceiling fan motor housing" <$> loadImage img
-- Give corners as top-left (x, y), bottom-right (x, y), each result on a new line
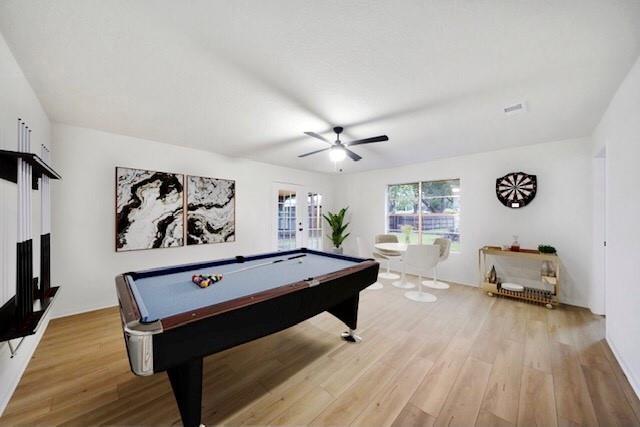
top-left (299, 125), bottom-right (388, 162)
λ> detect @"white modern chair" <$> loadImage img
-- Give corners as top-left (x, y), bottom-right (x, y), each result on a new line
top-left (423, 238), bottom-right (451, 290)
top-left (356, 236), bottom-right (383, 290)
top-left (403, 244), bottom-right (439, 303)
top-left (374, 234), bottom-right (401, 280)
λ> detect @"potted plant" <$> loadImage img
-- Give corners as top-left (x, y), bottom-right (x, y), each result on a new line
top-left (323, 207), bottom-right (350, 254)
top-left (538, 244), bottom-right (557, 254)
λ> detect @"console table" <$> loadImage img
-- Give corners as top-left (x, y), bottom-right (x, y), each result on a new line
top-left (478, 246), bottom-right (560, 308)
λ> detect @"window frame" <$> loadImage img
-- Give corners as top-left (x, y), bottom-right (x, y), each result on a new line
top-left (385, 178), bottom-right (461, 252)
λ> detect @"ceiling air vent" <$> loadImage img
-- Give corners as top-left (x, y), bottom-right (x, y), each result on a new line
top-left (503, 101), bottom-right (527, 115)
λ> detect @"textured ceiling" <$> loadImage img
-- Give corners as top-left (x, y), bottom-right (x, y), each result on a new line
top-left (1, 0), bottom-right (639, 173)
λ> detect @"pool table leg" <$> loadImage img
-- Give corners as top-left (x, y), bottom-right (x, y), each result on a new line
top-left (167, 357), bottom-right (203, 427)
top-left (328, 294), bottom-right (362, 343)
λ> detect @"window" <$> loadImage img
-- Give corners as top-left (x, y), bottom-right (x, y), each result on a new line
top-left (387, 183), bottom-right (420, 242)
top-left (421, 179), bottom-right (460, 250)
top-left (387, 179), bottom-right (460, 252)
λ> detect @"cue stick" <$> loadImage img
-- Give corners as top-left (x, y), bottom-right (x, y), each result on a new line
top-left (17, 120), bottom-right (23, 244)
top-left (221, 254), bottom-right (307, 276)
top-left (41, 144), bottom-right (45, 233)
top-left (26, 127), bottom-right (33, 310)
top-left (17, 120), bottom-right (23, 315)
top-left (27, 128), bottom-right (31, 240)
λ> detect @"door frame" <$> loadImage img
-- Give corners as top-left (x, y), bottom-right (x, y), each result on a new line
top-left (272, 183), bottom-right (324, 251)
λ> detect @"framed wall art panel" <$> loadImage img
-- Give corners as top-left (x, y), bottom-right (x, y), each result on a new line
top-left (115, 167), bottom-right (184, 251)
top-left (186, 175), bottom-right (235, 245)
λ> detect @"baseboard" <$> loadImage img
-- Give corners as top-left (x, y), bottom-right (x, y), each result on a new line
top-left (51, 301), bottom-right (117, 319)
top-left (606, 334), bottom-right (640, 400)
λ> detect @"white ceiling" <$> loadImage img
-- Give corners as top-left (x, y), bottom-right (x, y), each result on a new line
top-left (1, 1), bottom-right (639, 174)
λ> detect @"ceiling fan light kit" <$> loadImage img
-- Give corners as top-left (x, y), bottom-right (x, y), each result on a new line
top-left (329, 146), bottom-right (347, 162)
top-left (299, 126), bottom-right (389, 163)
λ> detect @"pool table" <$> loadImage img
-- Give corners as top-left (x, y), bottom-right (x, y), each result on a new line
top-left (115, 248), bottom-right (379, 427)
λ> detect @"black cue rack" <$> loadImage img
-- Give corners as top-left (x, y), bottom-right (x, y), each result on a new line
top-left (0, 148), bottom-right (61, 346)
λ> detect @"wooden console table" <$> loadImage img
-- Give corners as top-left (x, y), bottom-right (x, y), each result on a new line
top-left (478, 246), bottom-right (560, 308)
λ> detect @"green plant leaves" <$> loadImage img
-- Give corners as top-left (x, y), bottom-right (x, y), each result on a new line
top-left (323, 207), bottom-right (350, 248)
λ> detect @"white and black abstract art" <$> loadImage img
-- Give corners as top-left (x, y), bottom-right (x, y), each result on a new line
top-left (187, 175), bottom-right (235, 245)
top-left (115, 167), bottom-right (184, 251)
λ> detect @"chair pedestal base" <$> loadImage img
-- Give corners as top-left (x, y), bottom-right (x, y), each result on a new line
top-left (366, 282), bottom-right (383, 290)
top-left (392, 280), bottom-right (415, 289)
top-left (405, 291), bottom-right (437, 303)
top-left (423, 280), bottom-right (450, 290)
top-left (378, 272), bottom-right (399, 280)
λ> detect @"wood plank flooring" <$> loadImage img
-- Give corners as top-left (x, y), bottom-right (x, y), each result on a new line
top-left (2, 277), bottom-right (639, 426)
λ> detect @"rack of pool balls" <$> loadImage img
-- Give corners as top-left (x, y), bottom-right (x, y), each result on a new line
top-left (192, 273), bottom-right (223, 288)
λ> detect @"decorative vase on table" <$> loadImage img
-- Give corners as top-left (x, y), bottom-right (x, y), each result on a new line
top-left (488, 265), bottom-right (497, 283)
top-left (332, 247), bottom-right (343, 255)
top-left (510, 235), bottom-right (520, 252)
top-left (401, 225), bottom-right (413, 244)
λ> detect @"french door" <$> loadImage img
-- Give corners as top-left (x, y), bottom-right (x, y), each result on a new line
top-left (274, 184), bottom-right (323, 251)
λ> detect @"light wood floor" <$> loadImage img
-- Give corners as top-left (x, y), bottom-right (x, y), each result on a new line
top-left (2, 277), bottom-right (640, 427)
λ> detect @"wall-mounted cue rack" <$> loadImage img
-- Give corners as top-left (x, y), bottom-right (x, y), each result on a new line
top-left (0, 119), bottom-right (61, 357)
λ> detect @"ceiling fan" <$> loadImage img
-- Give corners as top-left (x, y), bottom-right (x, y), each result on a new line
top-left (298, 126), bottom-right (389, 162)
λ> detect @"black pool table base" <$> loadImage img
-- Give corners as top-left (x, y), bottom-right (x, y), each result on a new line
top-left (167, 295), bottom-right (363, 427)
top-left (167, 358), bottom-right (203, 427)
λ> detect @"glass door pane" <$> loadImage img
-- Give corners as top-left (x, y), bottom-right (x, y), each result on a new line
top-left (307, 193), bottom-right (323, 250)
top-left (277, 190), bottom-right (297, 251)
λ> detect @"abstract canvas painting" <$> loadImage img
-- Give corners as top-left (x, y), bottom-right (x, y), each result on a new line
top-left (187, 175), bottom-right (235, 245)
top-left (115, 167), bottom-right (184, 251)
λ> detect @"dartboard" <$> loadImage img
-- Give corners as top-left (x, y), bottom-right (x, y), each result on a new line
top-left (496, 172), bottom-right (537, 208)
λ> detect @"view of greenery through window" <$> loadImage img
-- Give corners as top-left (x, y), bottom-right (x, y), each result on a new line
top-left (387, 179), bottom-right (460, 252)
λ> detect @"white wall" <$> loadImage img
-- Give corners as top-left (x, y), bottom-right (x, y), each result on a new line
top-left (51, 124), bottom-right (335, 317)
top-left (335, 138), bottom-right (594, 308)
top-left (0, 33), bottom-right (52, 414)
top-left (593, 55), bottom-right (640, 398)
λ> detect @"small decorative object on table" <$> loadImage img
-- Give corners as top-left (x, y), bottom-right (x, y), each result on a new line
top-left (510, 235), bottom-right (520, 252)
top-left (538, 245), bottom-right (557, 277)
top-left (401, 225), bottom-right (413, 244)
top-left (538, 244), bottom-right (557, 254)
top-left (488, 265), bottom-right (497, 283)
top-left (323, 207), bottom-right (350, 254)
top-left (502, 282), bottom-right (524, 292)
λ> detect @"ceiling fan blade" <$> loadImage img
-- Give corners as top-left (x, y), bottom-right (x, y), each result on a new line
top-left (346, 135), bottom-right (389, 146)
top-left (304, 131), bottom-right (331, 144)
top-left (298, 147), bottom-right (331, 158)
top-left (344, 148), bottom-right (362, 162)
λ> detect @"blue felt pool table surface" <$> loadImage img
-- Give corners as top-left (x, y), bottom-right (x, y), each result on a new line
top-left (127, 252), bottom-right (362, 322)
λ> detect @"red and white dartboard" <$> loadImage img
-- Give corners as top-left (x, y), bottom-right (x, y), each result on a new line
top-left (495, 172), bottom-right (537, 208)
